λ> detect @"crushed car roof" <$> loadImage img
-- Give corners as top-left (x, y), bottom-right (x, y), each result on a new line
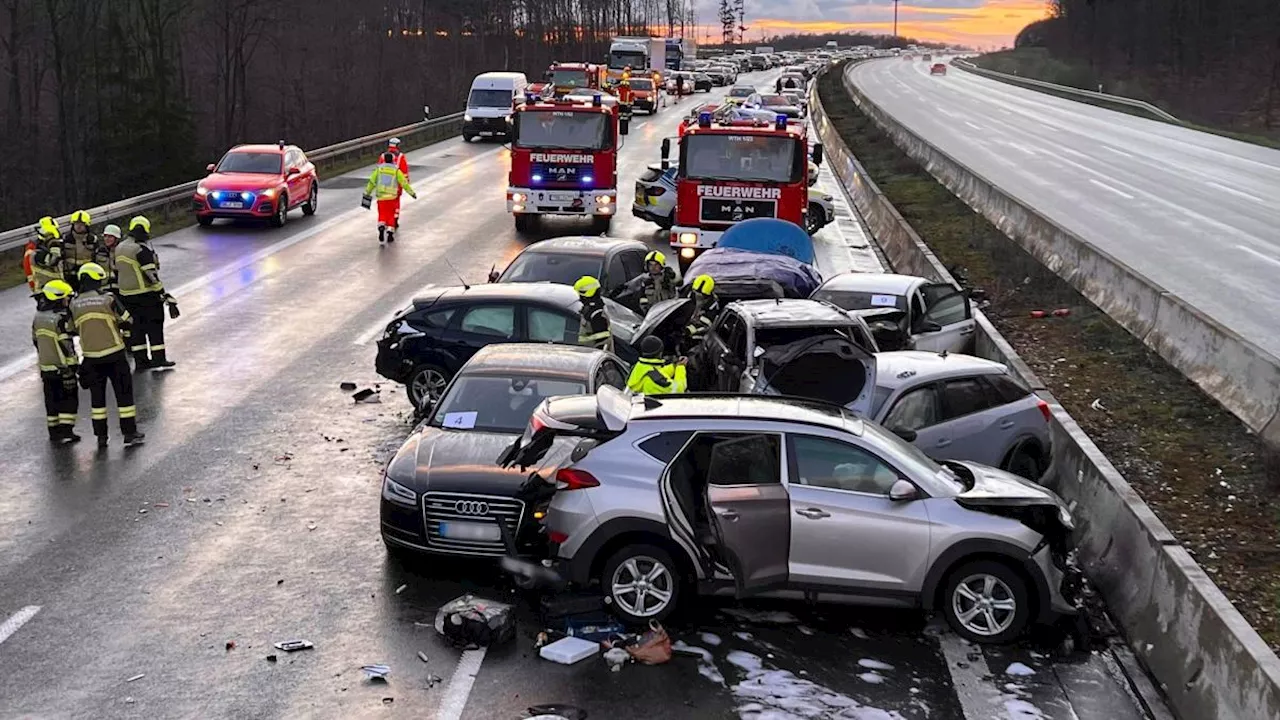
top-left (733, 299), bottom-right (855, 327)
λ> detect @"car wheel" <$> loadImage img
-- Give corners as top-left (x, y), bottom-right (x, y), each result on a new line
top-left (591, 216), bottom-right (612, 234)
top-left (514, 214), bottom-right (536, 234)
top-left (196, 216), bottom-right (213, 227)
top-left (302, 182), bottom-right (318, 216)
top-left (601, 544), bottom-right (682, 624)
top-left (407, 364), bottom-right (450, 410)
top-left (943, 560), bottom-right (1031, 644)
top-left (271, 194), bottom-right (288, 228)
top-left (463, 133), bottom-right (475, 142)
top-left (1004, 445), bottom-right (1042, 480)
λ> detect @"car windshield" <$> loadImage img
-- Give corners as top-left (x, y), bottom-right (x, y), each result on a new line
top-left (682, 133), bottom-right (800, 183)
top-left (433, 375), bottom-right (586, 434)
top-left (630, 78), bottom-right (654, 90)
top-left (549, 70), bottom-right (590, 87)
top-left (516, 111), bottom-right (610, 150)
top-left (216, 152), bottom-right (281, 174)
top-left (860, 420), bottom-right (964, 491)
top-left (813, 289), bottom-right (908, 312)
top-left (728, 87), bottom-right (755, 97)
top-left (761, 95), bottom-right (789, 106)
top-left (608, 50), bottom-right (646, 69)
top-left (500, 252), bottom-right (603, 285)
top-left (468, 89), bottom-right (512, 108)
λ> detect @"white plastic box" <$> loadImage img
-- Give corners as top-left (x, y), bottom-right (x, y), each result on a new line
top-left (538, 636), bottom-right (600, 665)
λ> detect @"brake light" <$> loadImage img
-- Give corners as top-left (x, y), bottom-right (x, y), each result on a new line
top-left (556, 468), bottom-right (600, 490)
top-left (529, 414), bottom-right (547, 435)
top-left (1037, 399), bottom-right (1052, 423)
top-left (548, 530), bottom-right (569, 544)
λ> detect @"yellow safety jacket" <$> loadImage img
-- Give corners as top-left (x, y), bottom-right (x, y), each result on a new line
top-left (115, 238), bottom-right (164, 296)
top-left (64, 230), bottom-right (99, 269)
top-left (365, 163), bottom-right (416, 201)
top-left (32, 309), bottom-right (77, 372)
top-left (627, 356), bottom-right (687, 395)
top-left (70, 290), bottom-right (131, 359)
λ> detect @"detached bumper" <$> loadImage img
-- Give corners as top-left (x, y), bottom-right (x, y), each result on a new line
top-left (508, 187), bottom-right (616, 217)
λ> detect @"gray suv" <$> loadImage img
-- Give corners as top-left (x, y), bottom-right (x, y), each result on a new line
top-left (501, 387), bottom-right (1080, 644)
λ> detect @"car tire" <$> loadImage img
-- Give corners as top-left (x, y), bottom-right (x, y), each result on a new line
top-left (1004, 445), bottom-right (1043, 480)
top-left (600, 544), bottom-right (682, 625)
top-left (942, 559), bottom-right (1031, 644)
top-left (591, 216), bottom-right (612, 234)
top-left (514, 214), bottom-right (536, 234)
top-left (271, 194), bottom-right (288, 228)
top-left (463, 133), bottom-right (475, 142)
top-left (407, 363), bottom-right (450, 410)
top-left (196, 216), bottom-right (213, 227)
top-left (302, 182), bottom-right (318, 216)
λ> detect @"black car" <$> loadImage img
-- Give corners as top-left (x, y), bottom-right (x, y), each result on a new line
top-left (692, 73), bottom-right (714, 93)
top-left (381, 343), bottom-right (630, 560)
top-left (490, 236), bottom-right (652, 314)
top-left (375, 283), bottom-right (641, 408)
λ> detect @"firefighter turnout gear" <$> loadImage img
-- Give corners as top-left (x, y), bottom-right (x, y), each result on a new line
top-left (63, 209), bottom-right (104, 287)
top-left (627, 336), bottom-right (687, 395)
top-left (33, 280), bottom-right (80, 442)
top-left (364, 154), bottom-right (417, 243)
top-left (684, 274), bottom-right (722, 343)
top-left (115, 219), bottom-right (174, 369)
top-left (575, 276), bottom-right (614, 352)
top-left (29, 217), bottom-right (66, 295)
top-left (70, 284), bottom-right (143, 446)
top-left (623, 251), bottom-right (679, 313)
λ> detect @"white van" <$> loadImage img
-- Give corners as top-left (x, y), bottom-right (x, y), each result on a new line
top-left (464, 72), bottom-right (528, 141)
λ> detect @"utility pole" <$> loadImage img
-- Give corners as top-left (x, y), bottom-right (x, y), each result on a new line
top-left (893, 0), bottom-right (899, 39)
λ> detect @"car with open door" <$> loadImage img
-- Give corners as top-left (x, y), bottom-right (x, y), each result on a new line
top-left (811, 273), bottom-right (976, 353)
top-left (499, 388), bottom-right (1081, 644)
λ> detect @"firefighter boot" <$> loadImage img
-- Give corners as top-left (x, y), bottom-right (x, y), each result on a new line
top-left (123, 431), bottom-right (146, 446)
top-left (150, 347), bottom-right (175, 369)
top-left (386, 227), bottom-right (396, 244)
top-left (378, 224), bottom-right (386, 244)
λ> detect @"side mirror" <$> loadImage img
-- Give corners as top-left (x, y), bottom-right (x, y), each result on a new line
top-left (811, 143), bottom-right (824, 166)
top-left (889, 479), bottom-right (919, 502)
top-left (660, 138), bottom-right (671, 170)
top-left (287, 167), bottom-right (300, 176)
top-left (206, 163), bottom-right (216, 172)
top-left (890, 426), bottom-right (918, 443)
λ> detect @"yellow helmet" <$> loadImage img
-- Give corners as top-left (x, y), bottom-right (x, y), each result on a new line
top-left (129, 215), bottom-right (151, 233)
top-left (42, 280), bottom-right (73, 301)
top-left (573, 275), bottom-right (601, 298)
top-left (644, 250), bottom-right (666, 266)
top-left (78, 262), bottom-right (108, 281)
top-left (70, 209), bottom-right (91, 225)
top-left (37, 216), bottom-right (60, 239)
top-left (692, 274), bottom-right (715, 296)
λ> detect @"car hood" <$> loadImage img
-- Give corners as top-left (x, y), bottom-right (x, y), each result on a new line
top-left (392, 427), bottom-right (573, 496)
top-left (201, 172), bottom-right (283, 191)
top-left (949, 461), bottom-right (1063, 506)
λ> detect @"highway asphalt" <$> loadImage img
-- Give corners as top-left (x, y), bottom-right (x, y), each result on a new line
top-left (848, 57), bottom-right (1280, 360)
top-left (0, 68), bottom-right (1153, 719)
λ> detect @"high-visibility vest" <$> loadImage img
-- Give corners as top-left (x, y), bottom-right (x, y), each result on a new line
top-left (365, 163), bottom-right (414, 201)
top-left (70, 291), bottom-right (129, 358)
top-left (627, 357), bottom-right (687, 395)
top-left (64, 231), bottom-right (99, 268)
top-left (115, 238), bottom-right (163, 296)
top-left (33, 309), bottom-right (77, 372)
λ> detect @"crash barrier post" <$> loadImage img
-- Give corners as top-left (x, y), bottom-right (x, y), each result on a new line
top-left (949, 59), bottom-right (1182, 125)
top-left (809, 64), bottom-right (1280, 720)
top-left (0, 113), bottom-right (465, 253)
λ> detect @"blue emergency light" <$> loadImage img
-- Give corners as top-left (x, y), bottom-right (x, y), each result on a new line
top-left (532, 174), bottom-right (543, 183)
top-left (582, 175), bottom-right (594, 185)
top-left (697, 111), bottom-right (712, 128)
top-left (525, 91), bottom-right (539, 104)
top-left (592, 94), bottom-right (602, 107)
top-left (775, 114), bottom-right (788, 130)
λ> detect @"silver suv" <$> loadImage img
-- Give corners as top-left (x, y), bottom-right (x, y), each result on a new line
top-left (502, 387), bottom-right (1080, 644)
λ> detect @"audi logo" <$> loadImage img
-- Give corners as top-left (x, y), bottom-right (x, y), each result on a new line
top-left (454, 500), bottom-right (490, 516)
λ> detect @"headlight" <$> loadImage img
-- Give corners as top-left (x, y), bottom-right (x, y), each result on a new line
top-left (596, 195), bottom-right (612, 205)
top-left (510, 192), bottom-right (527, 203)
top-left (678, 232), bottom-right (697, 245)
top-left (382, 475), bottom-right (418, 507)
top-left (464, 113), bottom-right (473, 121)
top-left (196, 185), bottom-right (209, 197)
top-left (263, 188), bottom-right (277, 198)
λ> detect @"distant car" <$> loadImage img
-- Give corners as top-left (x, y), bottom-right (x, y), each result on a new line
top-left (374, 284), bottom-right (641, 409)
top-left (489, 236), bottom-right (651, 307)
top-left (380, 343), bottom-right (630, 560)
top-left (666, 71), bottom-right (695, 95)
top-left (931, 63), bottom-right (947, 76)
top-left (811, 273), bottom-right (975, 354)
top-left (193, 142), bottom-right (318, 228)
top-left (633, 163), bottom-right (678, 229)
top-left (783, 91), bottom-right (808, 116)
top-left (724, 85), bottom-right (757, 104)
top-left (923, 54), bottom-right (933, 62)
top-left (759, 93), bottom-right (803, 119)
top-left (692, 73), bottom-right (714, 93)
top-left (628, 77), bottom-right (663, 114)
top-left (777, 73), bottom-right (807, 92)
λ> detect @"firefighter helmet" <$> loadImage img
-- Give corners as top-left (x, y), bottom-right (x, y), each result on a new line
top-left (692, 274), bottom-right (715, 296)
top-left (103, 224), bottom-right (122, 239)
top-left (128, 215), bottom-right (151, 233)
top-left (37, 216), bottom-right (60, 239)
top-left (42, 279), bottom-right (73, 302)
top-left (70, 209), bottom-right (92, 225)
top-left (573, 276), bottom-right (601, 298)
top-left (78, 262), bottom-right (108, 281)
top-left (644, 250), bottom-right (666, 266)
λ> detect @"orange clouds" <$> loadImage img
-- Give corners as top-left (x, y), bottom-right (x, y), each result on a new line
top-left (753, 1), bottom-right (1052, 48)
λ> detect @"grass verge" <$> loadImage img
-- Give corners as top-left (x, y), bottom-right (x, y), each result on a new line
top-left (819, 67), bottom-right (1280, 650)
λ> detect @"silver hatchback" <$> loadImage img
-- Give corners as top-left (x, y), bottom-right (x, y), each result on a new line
top-left (501, 388), bottom-right (1081, 644)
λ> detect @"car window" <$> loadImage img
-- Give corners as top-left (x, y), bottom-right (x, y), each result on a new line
top-left (411, 307), bottom-right (456, 331)
top-left (941, 377), bottom-right (999, 419)
top-left (594, 360), bottom-right (627, 390)
top-left (527, 307), bottom-right (576, 343)
top-left (605, 254), bottom-right (627, 289)
top-left (910, 291), bottom-right (927, 323)
top-left (923, 292), bottom-right (969, 327)
top-left (638, 431), bottom-right (694, 463)
top-left (459, 305), bottom-right (515, 339)
top-left (712, 310), bottom-right (741, 346)
top-left (789, 435), bottom-right (902, 495)
top-left (620, 251), bottom-right (645, 281)
top-left (706, 434), bottom-right (781, 486)
top-left (987, 373), bottom-right (1031, 405)
top-left (500, 252), bottom-right (602, 286)
top-left (217, 151), bottom-right (282, 174)
top-left (431, 375), bottom-right (585, 433)
top-left (883, 385), bottom-right (941, 431)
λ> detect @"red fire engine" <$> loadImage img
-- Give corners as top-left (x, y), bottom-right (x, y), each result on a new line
top-left (662, 110), bottom-right (824, 269)
top-left (507, 92), bottom-right (631, 234)
top-left (531, 62), bottom-right (607, 98)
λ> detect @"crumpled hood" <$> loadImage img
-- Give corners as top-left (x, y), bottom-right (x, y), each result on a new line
top-left (391, 428), bottom-right (572, 496)
top-left (950, 461), bottom-right (1064, 507)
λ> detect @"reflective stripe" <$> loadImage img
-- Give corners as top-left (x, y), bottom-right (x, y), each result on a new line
top-left (130, 345), bottom-right (148, 352)
top-left (578, 330), bottom-right (611, 342)
top-left (58, 413), bottom-right (78, 422)
top-left (91, 408), bottom-right (108, 419)
top-left (150, 344), bottom-right (165, 350)
top-left (118, 406), bottom-right (137, 419)
top-left (47, 417), bottom-right (58, 426)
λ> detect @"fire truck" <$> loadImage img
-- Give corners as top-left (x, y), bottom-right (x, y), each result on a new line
top-left (507, 92), bottom-right (631, 234)
top-left (662, 111), bottom-right (826, 270)
top-left (531, 62), bottom-right (607, 98)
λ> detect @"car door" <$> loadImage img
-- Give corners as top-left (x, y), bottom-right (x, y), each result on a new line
top-left (524, 305), bottom-right (578, 345)
top-left (878, 382), bottom-right (951, 458)
top-left (784, 433), bottom-right (932, 594)
top-left (911, 284), bottom-right (975, 353)
top-left (603, 253), bottom-right (629, 298)
top-left (702, 310), bottom-right (745, 391)
top-left (442, 303), bottom-right (519, 363)
top-left (931, 376), bottom-right (1008, 465)
top-left (284, 148), bottom-right (307, 207)
top-left (591, 359), bottom-right (629, 391)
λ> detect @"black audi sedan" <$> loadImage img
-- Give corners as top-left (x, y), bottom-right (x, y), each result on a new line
top-left (380, 343), bottom-right (630, 559)
top-left (489, 236), bottom-right (651, 305)
top-left (375, 283), bottom-right (641, 409)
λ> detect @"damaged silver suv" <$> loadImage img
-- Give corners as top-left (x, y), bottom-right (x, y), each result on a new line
top-left (500, 387), bottom-right (1081, 644)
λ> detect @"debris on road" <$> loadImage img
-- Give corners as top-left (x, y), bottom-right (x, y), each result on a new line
top-left (435, 594), bottom-right (515, 648)
top-left (395, 584), bottom-right (408, 595)
top-left (602, 647), bottom-right (630, 672)
top-left (273, 640), bottom-right (314, 652)
top-left (126, 674), bottom-right (145, 683)
top-left (417, 651), bottom-right (429, 664)
top-left (1005, 662), bottom-right (1036, 676)
top-left (425, 674), bottom-right (443, 688)
top-left (307, 522), bottom-right (317, 531)
top-left (266, 654), bottom-right (278, 663)
top-left (153, 502), bottom-right (169, 508)
top-left (720, 608), bottom-right (799, 625)
top-left (382, 697), bottom-right (394, 705)
top-left (565, 620), bottom-right (625, 643)
top-left (339, 382), bottom-right (357, 391)
top-left (225, 640), bottom-right (236, 651)
top-left (352, 388), bottom-right (381, 404)
top-left (1090, 398), bottom-right (1107, 412)
top-left (849, 627), bottom-right (869, 640)
top-left (361, 664), bottom-right (391, 681)
top-left (623, 621), bottom-right (671, 665)
top-left (539, 636), bottom-right (600, 665)
top-left (527, 703), bottom-right (588, 720)
top-left (274, 453), bottom-right (293, 465)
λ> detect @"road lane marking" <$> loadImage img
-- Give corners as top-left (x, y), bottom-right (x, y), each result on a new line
top-left (436, 647), bottom-right (486, 720)
top-left (1237, 245), bottom-right (1280, 268)
top-left (1209, 181), bottom-right (1267, 204)
top-left (1088, 178), bottom-right (1136, 200)
top-left (1101, 145), bottom-right (1135, 159)
top-left (0, 606), bottom-right (40, 646)
top-left (937, 631), bottom-right (1005, 719)
top-left (964, 121), bottom-right (983, 131)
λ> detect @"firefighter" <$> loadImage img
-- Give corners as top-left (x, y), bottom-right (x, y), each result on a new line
top-left (683, 274), bottom-right (722, 346)
top-left (627, 335), bottom-right (687, 395)
top-left (99, 224), bottom-right (122, 294)
top-left (573, 276), bottom-right (614, 352)
top-left (621, 250), bottom-right (678, 314)
top-left (116, 216), bottom-right (176, 369)
top-left (618, 66), bottom-right (633, 106)
top-left (387, 137), bottom-right (410, 182)
top-left (70, 263), bottom-right (145, 447)
top-left (29, 216), bottom-right (65, 296)
top-left (362, 152), bottom-right (418, 244)
top-left (32, 279), bottom-right (81, 443)
top-left (63, 210), bottom-right (100, 289)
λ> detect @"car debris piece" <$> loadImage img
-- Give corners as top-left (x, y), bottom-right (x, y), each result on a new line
top-left (539, 636), bottom-right (600, 665)
top-left (527, 703), bottom-right (588, 720)
top-left (352, 388), bottom-right (381, 403)
top-left (395, 584), bottom-right (408, 595)
top-left (382, 697), bottom-right (394, 705)
top-left (417, 651), bottom-right (429, 663)
top-left (126, 674), bottom-right (145, 683)
top-left (426, 673), bottom-right (443, 688)
top-left (225, 640), bottom-right (236, 651)
top-left (361, 664), bottom-right (391, 681)
top-left (565, 620), bottom-right (626, 643)
top-left (266, 654), bottom-right (278, 663)
top-left (623, 621), bottom-right (672, 665)
top-left (435, 594), bottom-right (515, 648)
top-left (602, 647), bottom-right (630, 672)
top-left (273, 640), bottom-right (314, 652)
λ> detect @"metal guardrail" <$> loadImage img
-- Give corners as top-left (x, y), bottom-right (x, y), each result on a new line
top-left (0, 112), bottom-right (465, 253)
top-left (951, 59), bottom-right (1182, 124)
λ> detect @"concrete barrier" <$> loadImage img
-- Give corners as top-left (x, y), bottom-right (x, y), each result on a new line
top-left (809, 67), bottom-right (1280, 720)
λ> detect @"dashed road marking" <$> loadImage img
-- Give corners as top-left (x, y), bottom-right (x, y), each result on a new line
top-left (0, 606), bottom-right (40, 647)
top-left (1237, 244), bottom-right (1280, 268)
top-left (937, 632), bottom-right (1006, 720)
top-left (436, 647), bottom-right (486, 720)
top-left (1088, 178), bottom-right (1136, 200)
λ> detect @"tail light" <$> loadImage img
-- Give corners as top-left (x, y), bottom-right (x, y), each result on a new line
top-left (556, 468), bottom-right (600, 490)
top-left (548, 530), bottom-right (569, 544)
top-left (1037, 399), bottom-right (1052, 423)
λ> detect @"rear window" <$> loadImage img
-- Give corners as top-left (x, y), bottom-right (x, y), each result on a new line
top-left (755, 325), bottom-right (849, 348)
top-left (813, 289), bottom-right (907, 312)
top-left (987, 372), bottom-right (1031, 404)
top-left (500, 252), bottom-right (602, 286)
top-left (433, 375), bottom-right (586, 434)
top-left (638, 431), bottom-right (694, 463)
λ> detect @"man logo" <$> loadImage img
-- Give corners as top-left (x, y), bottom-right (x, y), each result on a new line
top-left (454, 500), bottom-right (491, 516)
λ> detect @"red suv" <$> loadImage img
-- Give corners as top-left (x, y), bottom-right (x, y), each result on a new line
top-left (193, 142), bottom-right (318, 227)
top-left (930, 63), bottom-right (948, 76)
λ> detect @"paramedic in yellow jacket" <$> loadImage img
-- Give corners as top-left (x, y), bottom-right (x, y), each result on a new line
top-left (627, 335), bottom-right (687, 395)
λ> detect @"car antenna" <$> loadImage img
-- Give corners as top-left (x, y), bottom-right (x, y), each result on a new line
top-left (443, 257), bottom-right (471, 290)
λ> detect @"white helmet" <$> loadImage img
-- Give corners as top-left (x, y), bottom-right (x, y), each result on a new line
top-left (388, 137), bottom-right (402, 147)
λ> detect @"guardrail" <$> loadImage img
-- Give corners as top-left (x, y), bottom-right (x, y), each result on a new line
top-left (817, 60), bottom-right (1280, 720)
top-left (0, 112), bottom-right (465, 253)
top-left (950, 59), bottom-right (1182, 124)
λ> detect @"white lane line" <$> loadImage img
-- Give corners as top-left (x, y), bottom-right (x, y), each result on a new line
top-left (964, 121), bottom-right (983, 131)
top-left (1209, 181), bottom-right (1268, 204)
top-left (1101, 145), bottom-right (1135, 159)
top-left (1088, 178), bottom-right (1136, 200)
top-left (937, 632), bottom-right (1005, 719)
top-left (436, 647), bottom-right (486, 720)
top-left (1237, 245), bottom-right (1280, 268)
top-left (935, 107), bottom-right (959, 119)
top-left (0, 606), bottom-right (40, 646)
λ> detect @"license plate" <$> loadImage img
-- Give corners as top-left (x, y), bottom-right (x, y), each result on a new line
top-left (222, 201), bottom-right (244, 209)
top-left (438, 521), bottom-right (501, 541)
top-left (479, 131), bottom-right (494, 137)
top-left (548, 192), bottom-right (574, 202)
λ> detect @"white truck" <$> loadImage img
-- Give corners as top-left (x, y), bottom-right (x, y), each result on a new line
top-left (754, 45), bottom-right (775, 55)
top-left (608, 37), bottom-right (666, 82)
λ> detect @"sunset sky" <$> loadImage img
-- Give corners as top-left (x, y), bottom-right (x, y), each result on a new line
top-left (692, 0), bottom-right (1053, 50)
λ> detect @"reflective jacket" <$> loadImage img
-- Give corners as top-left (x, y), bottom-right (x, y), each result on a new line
top-left (70, 290), bottom-right (132, 358)
top-left (684, 294), bottom-right (722, 342)
top-left (627, 356), bottom-right (687, 395)
top-left (365, 163), bottom-right (416, 201)
top-left (577, 297), bottom-right (614, 352)
top-left (23, 241), bottom-right (36, 291)
top-left (30, 240), bottom-right (65, 294)
top-left (115, 237), bottom-right (164, 296)
top-left (64, 230), bottom-right (100, 269)
top-left (32, 309), bottom-right (77, 372)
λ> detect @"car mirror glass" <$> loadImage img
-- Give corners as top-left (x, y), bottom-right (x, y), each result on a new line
top-left (889, 479), bottom-right (919, 501)
top-left (206, 163), bottom-right (216, 172)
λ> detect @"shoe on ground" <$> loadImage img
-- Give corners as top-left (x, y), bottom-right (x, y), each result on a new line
top-left (123, 432), bottom-right (146, 446)
top-left (150, 360), bottom-right (176, 369)
top-left (97, 435), bottom-right (109, 448)
top-left (63, 430), bottom-right (82, 444)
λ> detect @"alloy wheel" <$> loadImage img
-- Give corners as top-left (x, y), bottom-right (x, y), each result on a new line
top-left (610, 555), bottom-right (674, 618)
top-left (951, 573), bottom-right (1018, 637)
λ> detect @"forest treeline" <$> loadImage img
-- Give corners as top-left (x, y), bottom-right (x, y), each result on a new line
top-left (1020, 0), bottom-right (1280, 134)
top-left (0, 0), bottom-right (700, 229)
